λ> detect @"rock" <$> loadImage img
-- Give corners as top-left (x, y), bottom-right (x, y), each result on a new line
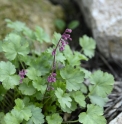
top-left (75, 0), bottom-right (122, 62)
top-left (109, 112), bottom-right (122, 124)
top-left (0, 0), bottom-right (65, 60)
top-left (0, 0), bottom-right (64, 39)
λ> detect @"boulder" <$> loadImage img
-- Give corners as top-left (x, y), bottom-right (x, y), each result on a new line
top-left (109, 112), bottom-right (122, 124)
top-left (0, 0), bottom-right (64, 60)
top-left (75, 0), bottom-right (122, 62)
top-left (0, 0), bottom-right (64, 39)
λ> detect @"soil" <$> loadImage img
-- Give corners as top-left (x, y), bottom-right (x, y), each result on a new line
top-left (50, 0), bottom-right (122, 123)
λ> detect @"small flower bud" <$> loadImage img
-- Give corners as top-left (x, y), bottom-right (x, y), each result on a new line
top-left (59, 46), bottom-right (65, 52)
top-left (47, 73), bottom-right (57, 83)
top-left (52, 49), bottom-right (56, 56)
top-left (65, 29), bottom-right (72, 33)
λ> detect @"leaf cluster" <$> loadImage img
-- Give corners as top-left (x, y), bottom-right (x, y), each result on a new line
top-left (0, 19), bottom-right (114, 124)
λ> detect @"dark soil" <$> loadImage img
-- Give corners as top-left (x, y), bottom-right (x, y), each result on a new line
top-left (50, 0), bottom-right (122, 123)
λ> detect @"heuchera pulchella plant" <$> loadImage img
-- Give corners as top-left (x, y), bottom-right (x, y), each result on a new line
top-left (0, 19), bottom-right (114, 124)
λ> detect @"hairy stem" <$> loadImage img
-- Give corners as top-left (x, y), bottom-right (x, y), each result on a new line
top-left (52, 37), bottom-right (62, 72)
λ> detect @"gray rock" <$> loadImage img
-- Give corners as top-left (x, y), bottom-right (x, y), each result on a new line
top-left (0, 0), bottom-right (65, 60)
top-left (0, 0), bottom-right (64, 39)
top-left (75, 0), bottom-right (122, 62)
top-left (109, 112), bottom-right (122, 124)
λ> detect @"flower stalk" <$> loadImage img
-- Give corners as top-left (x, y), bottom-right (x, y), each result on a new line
top-left (46, 29), bottom-right (72, 92)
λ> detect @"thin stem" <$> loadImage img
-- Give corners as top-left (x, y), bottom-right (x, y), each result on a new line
top-left (42, 84), bottom-right (49, 102)
top-left (20, 61), bottom-right (25, 70)
top-left (43, 96), bottom-right (51, 105)
top-left (62, 120), bottom-right (78, 123)
top-left (17, 55), bottom-right (26, 70)
top-left (52, 37), bottom-right (62, 72)
top-left (43, 37), bottom-right (62, 100)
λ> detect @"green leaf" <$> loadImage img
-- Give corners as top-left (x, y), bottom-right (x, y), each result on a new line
top-left (79, 104), bottom-right (106, 124)
top-left (89, 95), bottom-right (108, 107)
top-left (32, 77), bottom-right (46, 94)
top-left (46, 105), bottom-right (56, 114)
top-left (14, 98), bottom-right (32, 121)
top-left (11, 109), bottom-right (23, 122)
top-left (23, 27), bottom-right (34, 38)
top-left (4, 113), bottom-right (21, 124)
top-left (34, 26), bottom-right (50, 43)
top-left (68, 51), bottom-right (88, 66)
top-left (61, 100), bottom-right (77, 113)
top-left (55, 52), bottom-right (66, 65)
top-left (71, 91), bottom-right (86, 107)
top-left (0, 112), bottom-right (5, 124)
top-left (46, 113), bottom-right (63, 124)
top-left (0, 61), bottom-right (19, 89)
top-left (53, 81), bottom-right (66, 91)
top-left (5, 19), bottom-right (26, 32)
top-left (80, 83), bottom-right (88, 94)
top-left (14, 98), bottom-right (25, 110)
top-left (4, 33), bottom-right (21, 42)
top-left (19, 83), bottom-right (36, 96)
top-left (60, 66), bottom-right (85, 91)
top-left (47, 47), bottom-right (66, 65)
top-left (79, 35), bottom-right (96, 58)
top-left (2, 34), bottom-right (29, 60)
top-left (3, 75), bottom-right (20, 90)
top-left (4, 99), bottom-right (32, 124)
top-left (55, 88), bottom-right (72, 109)
top-left (51, 32), bottom-right (61, 45)
top-left (80, 68), bottom-right (91, 78)
top-left (55, 19), bottom-right (66, 31)
top-left (0, 85), bottom-right (6, 101)
top-left (68, 20), bottom-right (79, 30)
top-left (33, 92), bottom-right (44, 101)
top-left (26, 67), bottom-right (41, 80)
top-left (25, 52), bottom-right (53, 76)
top-left (27, 105), bottom-right (44, 124)
top-left (0, 61), bottom-right (15, 80)
top-left (89, 70), bottom-right (114, 97)
top-left (23, 97), bottom-right (30, 106)
top-left (63, 46), bottom-right (87, 66)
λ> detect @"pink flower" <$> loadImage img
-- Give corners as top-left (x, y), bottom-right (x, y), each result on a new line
top-left (19, 69), bottom-right (27, 83)
top-left (47, 73), bottom-right (56, 83)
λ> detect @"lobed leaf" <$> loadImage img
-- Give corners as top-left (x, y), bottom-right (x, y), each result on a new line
top-left (79, 104), bottom-right (106, 124)
top-left (51, 32), bottom-right (61, 46)
top-left (0, 61), bottom-right (19, 90)
top-left (27, 105), bottom-right (44, 124)
top-left (14, 99), bottom-right (32, 121)
top-left (26, 67), bottom-right (41, 80)
top-left (46, 113), bottom-right (63, 124)
top-left (5, 19), bottom-right (26, 32)
top-left (2, 34), bottom-right (29, 60)
top-left (55, 88), bottom-right (72, 109)
top-left (4, 112), bottom-right (21, 124)
top-left (89, 70), bottom-right (114, 97)
top-left (71, 91), bottom-right (86, 107)
top-left (79, 35), bottom-right (96, 58)
top-left (0, 112), bottom-right (5, 124)
top-left (89, 95), bottom-right (108, 107)
top-left (61, 100), bottom-right (77, 113)
top-left (34, 26), bottom-right (50, 43)
top-left (60, 66), bottom-right (85, 91)
top-left (32, 77), bottom-right (46, 94)
top-left (19, 83), bottom-right (36, 96)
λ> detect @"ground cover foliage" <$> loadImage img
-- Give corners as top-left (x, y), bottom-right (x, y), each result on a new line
top-left (0, 19), bottom-right (114, 124)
